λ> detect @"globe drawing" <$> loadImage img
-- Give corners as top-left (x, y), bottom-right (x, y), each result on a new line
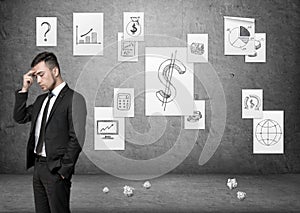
top-left (255, 119), bottom-right (282, 146)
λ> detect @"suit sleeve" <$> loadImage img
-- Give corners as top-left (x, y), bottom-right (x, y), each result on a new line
top-left (58, 93), bottom-right (87, 179)
top-left (13, 90), bottom-right (33, 124)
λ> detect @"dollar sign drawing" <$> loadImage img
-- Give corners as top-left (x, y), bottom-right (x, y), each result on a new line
top-left (156, 51), bottom-right (186, 111)
top-left (250, 99), bottom-right (255, 108)
top-left (130, 23), bottom-right (137, 35)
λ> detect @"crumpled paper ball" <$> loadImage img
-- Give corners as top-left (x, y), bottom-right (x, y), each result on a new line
top-left (102, 187), bottom-right (109, 193)
top-left (143, 181), bottom-right (151, 189)
top-left (227, 178), bottom-right (238, 190)
top-left (123, 185), bottom-right (135, 197)
top-left (237, 191), bottom-right (246, 200)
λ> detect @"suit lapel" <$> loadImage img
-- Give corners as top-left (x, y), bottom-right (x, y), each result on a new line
top-left (46, 84), bottom-right (69, 126)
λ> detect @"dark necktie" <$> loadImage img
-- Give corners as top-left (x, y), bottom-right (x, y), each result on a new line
top-left (36, 92), bottom-right (54, 155)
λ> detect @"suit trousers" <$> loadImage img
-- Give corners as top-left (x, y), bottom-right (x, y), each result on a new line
top-left (33, 157), bottom-right (72, 213)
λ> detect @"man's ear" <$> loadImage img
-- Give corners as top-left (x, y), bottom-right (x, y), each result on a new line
top-left (52, 67), bottom-right (60, 77)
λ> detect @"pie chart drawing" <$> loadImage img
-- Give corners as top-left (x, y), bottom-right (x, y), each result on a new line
top-left (228, 26), bottom-right (251, 48)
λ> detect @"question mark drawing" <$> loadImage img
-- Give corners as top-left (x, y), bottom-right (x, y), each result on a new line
top-left (41, 22), bottom-right (51, 42)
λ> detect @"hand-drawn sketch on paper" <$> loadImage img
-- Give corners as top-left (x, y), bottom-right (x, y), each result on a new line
top-left (97, 120), bottom-right (119, 139)
top-left (242, 89), bottom-right (263, 119)
top-left (253, 111), bottom-right (284, 154)
top-left (245, 33), bottom-right (266, 63)
top-left (224, 16), bottom-right (255, 55)
top-left (145, 47), bottom-right (194, 116)
top-left (94, 107), bottom-right (125, 150)
top-left (187, 34), bottom-right (208, 63)
top-left (36, 17), bottom-right (57, 46)
top-left (114, 88), bottom-right (134, 117)
top-left (73, 13), bottom-right (103, 56)
top-left (184, 100), bottom-right (205, 129)
top-left (123, 12), bottom-right (144, 41)
top-left (118, 32), bottom-right (138, 62)
top-left (155, 51), bottom-right (186, 111)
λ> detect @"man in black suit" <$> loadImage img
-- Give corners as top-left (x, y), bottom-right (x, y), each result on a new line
top-left (13, 52), bottom-right (87, 213)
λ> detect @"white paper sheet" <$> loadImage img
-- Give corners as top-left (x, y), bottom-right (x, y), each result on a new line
top-left (245, 33), bottom-right (266, 63)
top-left (123, 12), bottom-right (144, 41)
top-left (242, 89), bottom-right (263, 119)
top-left (224, 16), bottom-right (255, 55)
top-left (114, 88), bottom-right (134, 117)
top-left (145, 47), bottom-right (194, 116)
top-left (253, 111), bottom-right (284, 154)
top-left (73, 13), bottom-right (103, 56)
top-left (36, 17), bottom-right (57, 46)
top-left (184, 100), bottom-right (205, 129)
top-left (94, 107), bottom-right (125, 150)
top-left (118, 32), bottom-right (138, 62)
top-left (187, 34), bottom-right (208, 63)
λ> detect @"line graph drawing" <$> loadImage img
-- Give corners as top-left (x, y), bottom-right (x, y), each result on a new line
top-left (100, 123), bottom-right (114, 132)
top-left (255, 119), bottom-right (282, 146)
top-left (97, 120), bottom-right (119, 139)
top-left (81, 28), bottom-right (93, 37)
top-left (121, 41), bottom-right (136, 57)
top-left (118, 32), bottom-right (138, 62)
top-left (156, 51), bottom-right (186, 111)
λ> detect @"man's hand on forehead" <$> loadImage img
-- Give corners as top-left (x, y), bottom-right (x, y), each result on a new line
top-left (27, 69), bottom-right (36, 77)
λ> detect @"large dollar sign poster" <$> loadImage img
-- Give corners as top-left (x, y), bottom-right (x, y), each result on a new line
top-left (123, 12), bottom-right (144, 41)
top-left (145, 47), bottom-right (194, 116)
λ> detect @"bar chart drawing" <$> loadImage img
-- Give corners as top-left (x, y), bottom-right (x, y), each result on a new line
top-left (76, 26), bottom-right (101, 45)
top-left (73, 13), bottom-right (103, 56)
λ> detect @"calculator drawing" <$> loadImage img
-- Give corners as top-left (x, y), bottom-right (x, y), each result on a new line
top-left (117, 93), bottom-right (131, 111)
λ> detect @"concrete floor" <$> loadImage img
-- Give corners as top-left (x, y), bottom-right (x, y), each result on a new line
top-left (0, 174), bottom-right (299, 213)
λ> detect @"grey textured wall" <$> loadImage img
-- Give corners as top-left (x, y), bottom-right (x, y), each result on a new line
top-left (0, 0), bottom-right (299, 175)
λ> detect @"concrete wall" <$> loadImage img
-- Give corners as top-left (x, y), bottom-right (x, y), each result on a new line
top-left (0, 0), bottom-right (299, 175)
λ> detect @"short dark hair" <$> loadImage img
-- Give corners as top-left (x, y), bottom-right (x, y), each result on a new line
top-left (31, 52), bottom-right (60, 72)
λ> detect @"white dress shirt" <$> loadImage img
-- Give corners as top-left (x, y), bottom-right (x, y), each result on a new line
top-left (34, 82), bottom-right (66, 156)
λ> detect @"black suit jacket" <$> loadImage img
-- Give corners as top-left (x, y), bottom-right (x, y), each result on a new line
top-left (13, 84), bottom-right (87, 179)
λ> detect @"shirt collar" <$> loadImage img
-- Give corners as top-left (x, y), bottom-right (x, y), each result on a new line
top-left (50, 82), bottom-right (66, 97)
